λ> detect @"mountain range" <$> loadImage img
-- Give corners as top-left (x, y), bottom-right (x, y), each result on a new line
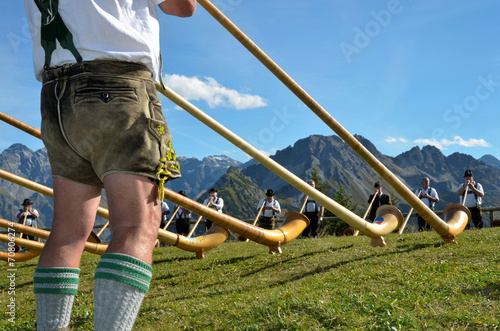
top-left (1, 135), bottom-right (499, 229)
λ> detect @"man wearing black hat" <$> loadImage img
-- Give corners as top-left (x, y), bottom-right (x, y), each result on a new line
top-left (367, 182), bottom-right (392, 222)
top-left (174, 191), bottom-right (192, 236)
top-left (457, 170), bottom-right (485, 229)
top-left (15, 198), bottom-right (40, 241)
top-left (203, 188), bottom-right (224, 231)
top-left (256, 189), bottom-right (281, 230)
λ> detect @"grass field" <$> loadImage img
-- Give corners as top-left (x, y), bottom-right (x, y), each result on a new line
top-left (1, 228), bottom-right (499, 330)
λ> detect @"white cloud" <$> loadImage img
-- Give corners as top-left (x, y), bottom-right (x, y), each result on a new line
top-left (413, 136), bottom-right (491, 150)
top-left (163, 74), bottom-right (267, 110)
top-left (385, 137), bottom-right (408, 143)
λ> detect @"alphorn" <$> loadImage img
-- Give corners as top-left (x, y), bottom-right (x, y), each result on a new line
top-left (163, 205), bottom-right (181, 231)
top-left (0, 219), bottom-right (107, 255)
top-left (398, 208), bottom-right (414, 235)
top-left (0, 168), bottom-right (104, 242)
top-left (0, 145), bottom-right (305, 256)
top-left (0, 233), bottom-right (41, 262)
top-left (253, 199), bottom-right (267, 227)
top-left (0, 159), bottom-right (305, 256)
top-left (353, 191), bottom-right (378, 236)
top-left (155, 205), bottom-right (181, 246)
top-left (160, 189), bottom-right (309, 254)
top-left (0, 169), bottom-right (230, 259)
top-left (155, 85), bottom-right (401, 247)
top-left (20, 212), bottom-right (29, 239)
top-left (196, 0), bottom-right (468, 243)
top-left (238, 198), bottom-right (266, 242)
top-left (298, 195), bottom-right (308, 214)
top-left (398, 190), bottom-right (422, 234)
top-left (187, 200), bottom-right (211, 238)
top-left (2, 103), bottom-right (398, 245)
top-left (0, 218), bottom-right (230, 260)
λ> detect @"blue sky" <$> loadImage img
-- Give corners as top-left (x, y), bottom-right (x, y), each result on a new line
top-left (1, 1), bottom-right (499, 164)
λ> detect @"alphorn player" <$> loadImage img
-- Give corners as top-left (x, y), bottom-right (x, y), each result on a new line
top-left (203, 188), bottom-right (224, 232)
top-left (367, 181), bottom-right (391, 222)
top-left (457, 169), bottom-right (485, 229)
top-left (256, 189), bottom-right (281, 230)
top-left (300, 180), bottom-right (324, 238)
top-left (23, 1), bottom-right (196, 330)
top-left (174, 190), bottom-right (192, 236)
top-left (16, 198), bottom-right (40, 241)
top-left (414, 177), bottom-right (439, 232)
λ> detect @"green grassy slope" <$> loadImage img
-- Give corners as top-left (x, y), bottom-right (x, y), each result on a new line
top-left (1, 228), bottom-right (499, 330)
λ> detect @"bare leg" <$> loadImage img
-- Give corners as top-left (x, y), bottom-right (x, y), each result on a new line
top-left (103, 173), bottom-right (161, 264)
top-left (38, 178), bottom-right (102, 268)
top-left (35, 178), bottom-right (101, 330)
top-left (94, 173), bottom-right (161, 331)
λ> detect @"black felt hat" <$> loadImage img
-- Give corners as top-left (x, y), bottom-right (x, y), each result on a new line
top-left (463, 169), bottom-right (473, 177)
top-left (22, 199), bottom-right (33, 206)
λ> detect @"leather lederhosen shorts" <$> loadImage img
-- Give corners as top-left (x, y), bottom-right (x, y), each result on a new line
top-left (40, 60), bottom-right (181, 188)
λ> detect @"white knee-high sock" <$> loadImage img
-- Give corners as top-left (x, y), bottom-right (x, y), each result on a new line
top-left (93, 253), bottom-right (152, 331)
top-left (34, 267), bottom-right (80, 331)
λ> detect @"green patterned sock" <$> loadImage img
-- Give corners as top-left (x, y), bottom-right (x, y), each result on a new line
top-left (94, 253), bottom-right (153, 331)
top-left (34, 267), bottom-right (80, 331)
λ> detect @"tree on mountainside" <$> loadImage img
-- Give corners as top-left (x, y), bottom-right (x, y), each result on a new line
top-left (319, 184), bottom-right (359, 236)
top-left (307, 167), bottom-right (359, 236)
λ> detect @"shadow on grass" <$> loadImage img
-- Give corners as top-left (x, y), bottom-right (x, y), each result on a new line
top-left (197, 255), bottom-right (259, 271)
top-left (462, 281), bottom-right (500, 300)
top-left (240, 245), bottom-right (354, 278)
top-left (154, 256), bottom-right (194, 264)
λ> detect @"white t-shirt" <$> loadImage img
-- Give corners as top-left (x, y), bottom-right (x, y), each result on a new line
top-left (300, 193), bottom-right (321, 213)
top-left (24, 0), bottom-right (165, 81)
top-left (414, 187), bottom-right (439, 209)
top-left (203, 197), bottom-right (223, 213)
top-left (16, 208), bottom-right (39, 227)
top-left (458, 182), bottom-right (484, 208)
top-left (161, 201), bottom-right (170, 222)
top-left (257, 198), bottom-right (281, 218)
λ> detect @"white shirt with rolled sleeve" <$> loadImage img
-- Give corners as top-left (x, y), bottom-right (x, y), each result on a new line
top-left (414, 187), bottom-right (439, 209)
top-left (257, 198), bottom-right (281, 218)
top-left (24, 0), bottom-right (165, 82)
top-left (458, 182), bottom-right (484, 208)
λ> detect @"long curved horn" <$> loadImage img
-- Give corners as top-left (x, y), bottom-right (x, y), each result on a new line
top-left (196, 0), bottom-right (467, 243)
top-left (0, 234), bottom-right (42, 262)
top-left (156, 84), bottom-right (399, 245)
top-left (0, 219), bottom-right (107, 255)
top-left (353, 190), bottom-right (378, 236)
top-left (398, 190), bottom-right (421, 234)
top-left (157, 223), bottom-right (231, 259)
top-left (0, 168), bottom-right (109, 229)
top-left (0, 112), bottom-right (41, 139)
top-left (155, 205), bottom-right (181, 246)
top-left (162, 189), bottom-right (309, 253)
top-left (0, 114), bottom-right (318, 250)
top-left (0, 249), bottom-right (41, 262)
top-left (0, 217), bottom-right (231, 260)
top-left (0, 169), bottom-right (229, 257)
